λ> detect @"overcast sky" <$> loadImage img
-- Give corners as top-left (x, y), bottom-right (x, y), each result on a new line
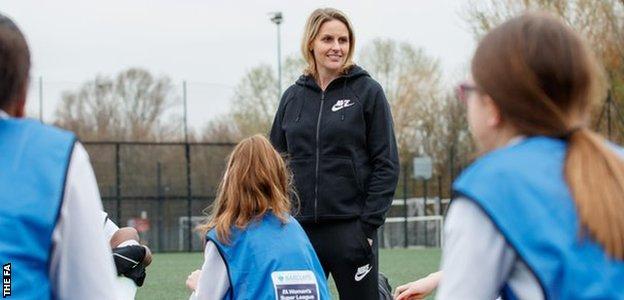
top-left (2, 0), bottom-right (476, 132)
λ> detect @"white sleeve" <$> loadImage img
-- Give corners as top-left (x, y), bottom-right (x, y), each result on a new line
top-left (436, 198), bottom-right (515, 300)
top-left (189, 241), bottom-right (230, 300)
top-left (48, 142), bottom-right (120, 300)
top-left (102, 211), bottom-right (120, 241)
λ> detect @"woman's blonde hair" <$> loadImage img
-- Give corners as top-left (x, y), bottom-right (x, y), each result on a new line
top-left (197, 134), bottom-right (293, 244)
top-left (301, 8), bottom-right (355, 77)
top-left (472, 12), bottom-right (624, 259)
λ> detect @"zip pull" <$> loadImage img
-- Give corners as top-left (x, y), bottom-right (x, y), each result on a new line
top-left (341, 113), bottom-right (345, 121)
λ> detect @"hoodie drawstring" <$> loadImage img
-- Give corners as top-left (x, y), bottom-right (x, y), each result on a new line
top-left (340, 78), bottom-right (348, 121)
top-left (295, 98), bottom-right (304, 122)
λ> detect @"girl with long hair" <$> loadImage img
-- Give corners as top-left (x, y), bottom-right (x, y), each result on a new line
top-left (395, 12), bottom-right (624, 300)
top-left (186, 135), bottom-right (330, 300)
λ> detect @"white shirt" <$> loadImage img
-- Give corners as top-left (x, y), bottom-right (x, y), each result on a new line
top-left (49, 143), bottom-right (120, 299)
top-left (436, 198), bottom-right (543, 300)
top-left (102, 211), bottom-right (143, 300)
top-left (436, 136), bottom-right (543, 300)
top-left (189, 241), bottom-right (230, 300)
top-left (102, 211), bottom-right (120, 240)
top-left (1, 111), bottom-right (120, 299)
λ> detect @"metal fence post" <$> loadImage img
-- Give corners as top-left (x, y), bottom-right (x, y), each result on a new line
top-left (437, 175), bottom-right (442, 215)
top-left (185, 143), bottom-right (192, 252)
top-left (115, 143), bottom-right (122, 225)
top-left (424, 178), bottom-right (429, 245)
top-left (449, 145), bottom-right (455, 203)
top-left (423, 178), bottom-right (428, 216)
top-left (403, 164), bottom-right (408, 248)
top-left (157, 162), bottom-right (164, 252)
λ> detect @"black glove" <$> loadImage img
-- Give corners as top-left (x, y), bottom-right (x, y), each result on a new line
top-left (112, 245), bottom-right (148, 287)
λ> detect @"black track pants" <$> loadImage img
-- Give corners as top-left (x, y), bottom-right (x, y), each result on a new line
top-left (302, 219), bottom-right (379, 300)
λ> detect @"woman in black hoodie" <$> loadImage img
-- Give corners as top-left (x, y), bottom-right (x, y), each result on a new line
top-left (270, 8), bottom-right (399, 299)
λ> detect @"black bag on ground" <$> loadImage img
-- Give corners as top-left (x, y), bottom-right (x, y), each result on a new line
top-left (379, 272), bottom-right (393, 300)
top-left (112, 245), bottom-right (148, 286)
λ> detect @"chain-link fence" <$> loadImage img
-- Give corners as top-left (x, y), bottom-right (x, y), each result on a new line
top-left (83, 89), bottom-right (624, 252)
top-left (84, 141), bottom-right (235, 252)
top-left (85, 141), bottom-right (470, 252)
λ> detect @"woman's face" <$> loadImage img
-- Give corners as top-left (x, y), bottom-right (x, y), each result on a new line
top-left (311, 19), bottom-right (350, 76)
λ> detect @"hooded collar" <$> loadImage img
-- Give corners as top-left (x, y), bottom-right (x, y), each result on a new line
top-left (295, 65), bottom-right (370, 92)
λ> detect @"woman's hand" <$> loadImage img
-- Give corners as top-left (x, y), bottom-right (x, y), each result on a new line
top-left (394, 271), bottom-right (442, 300)
top-left (186, 269), bottom-right (202, 291)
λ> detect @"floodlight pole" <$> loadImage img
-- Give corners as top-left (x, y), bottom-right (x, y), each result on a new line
top-left (269, 12), bottom-right (283, 99)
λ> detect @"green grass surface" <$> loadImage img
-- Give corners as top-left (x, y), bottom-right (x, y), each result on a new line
top-left (136, 248), bottom-right (441, 300)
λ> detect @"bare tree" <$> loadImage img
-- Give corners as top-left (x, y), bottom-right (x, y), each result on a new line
top-left (282, 55), bottom-right (307, 87)
top-left (199, 115), bottom-right (242, 142)
top-left (359, 39), bottom-right (462, 168)
top-left (210, 41), bottom-right (472, 174)
top-left (229, 64), bottom-right (279, 138)
top-left (464, 0), bottom-right (624, 141)
top-left (202, 56), bottom-right (306, 141)
top-left (55, 68), bottom-right (180, 141)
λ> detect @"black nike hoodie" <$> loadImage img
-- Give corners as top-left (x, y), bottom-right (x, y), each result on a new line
top-left (270, 65), bottom-right (399, 238)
